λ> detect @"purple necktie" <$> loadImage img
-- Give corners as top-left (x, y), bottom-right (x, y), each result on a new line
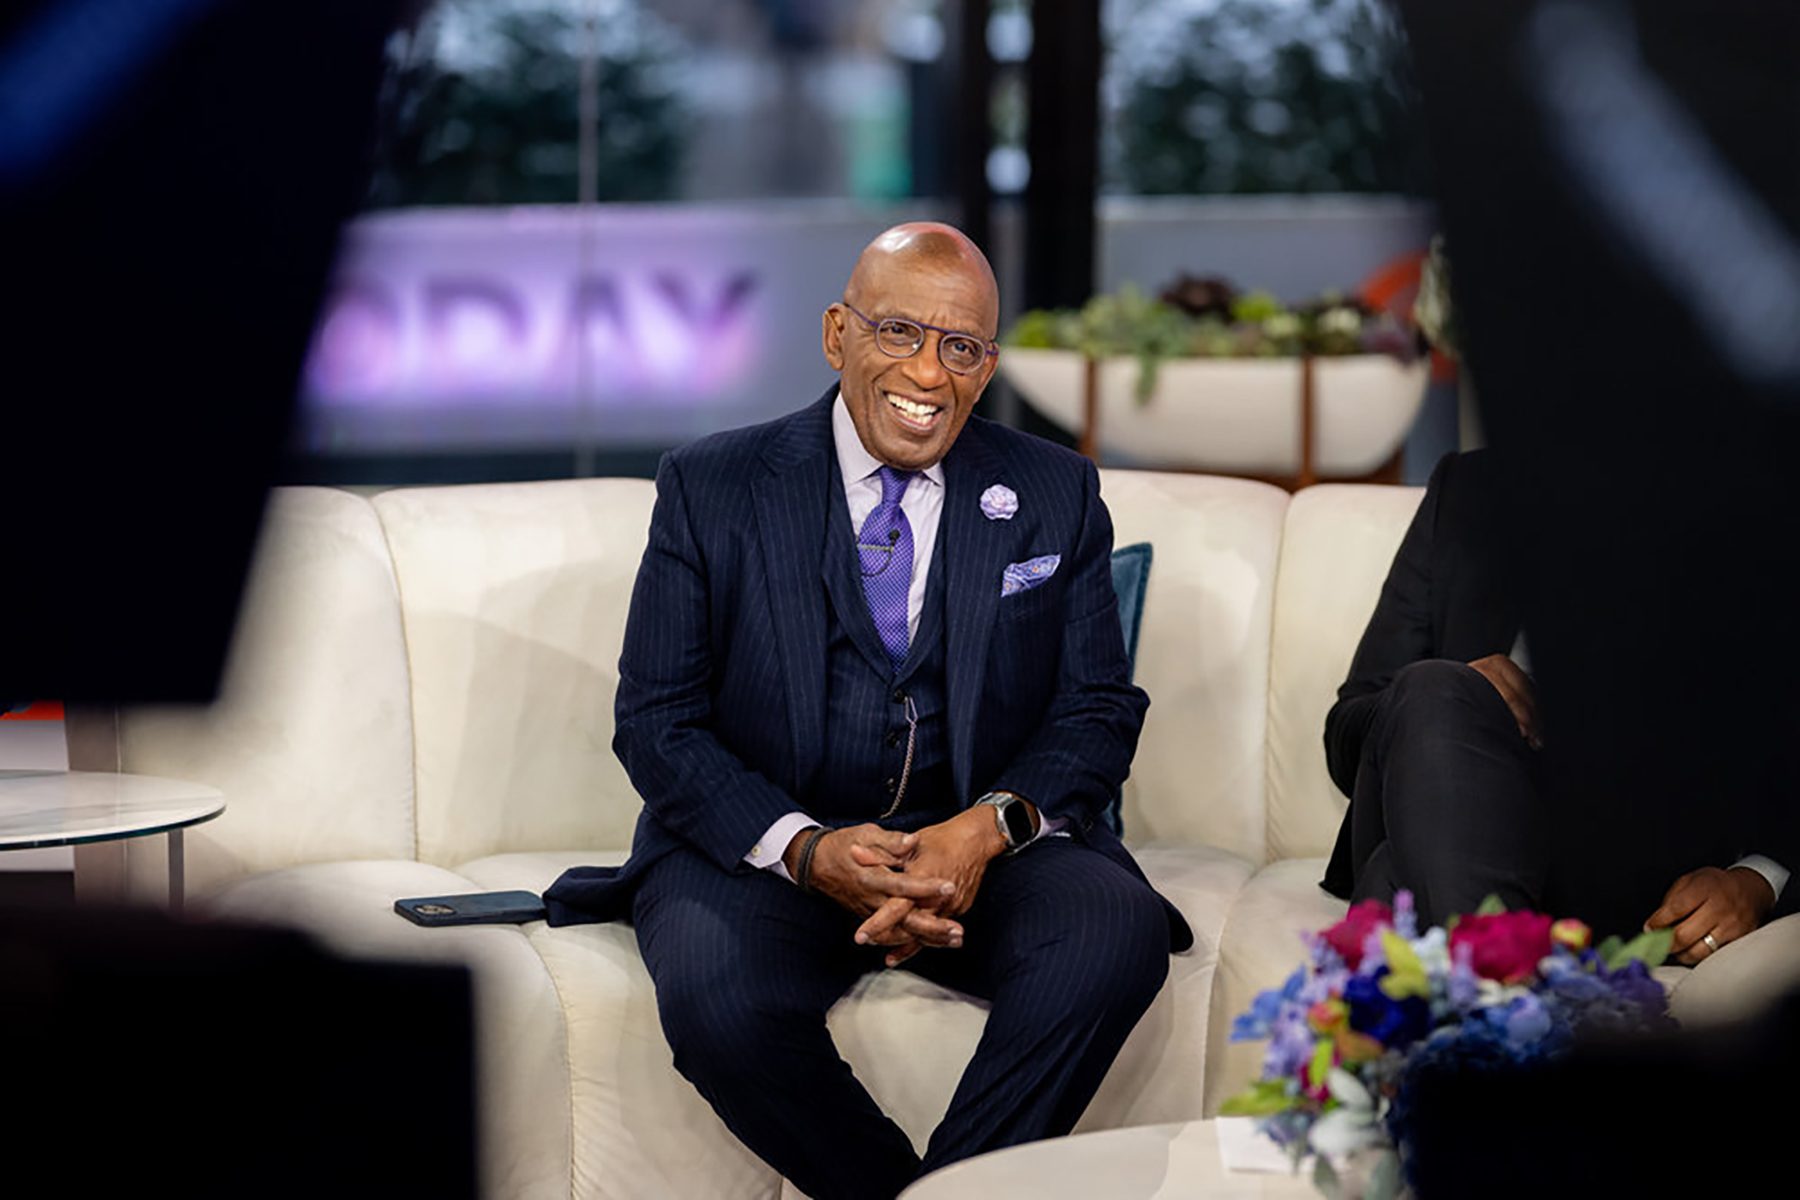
top-left (858, 466), bottom-right (916, 674)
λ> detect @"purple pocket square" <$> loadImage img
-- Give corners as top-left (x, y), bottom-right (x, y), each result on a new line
top-left (1001, 554), bottom-right (1061, 597)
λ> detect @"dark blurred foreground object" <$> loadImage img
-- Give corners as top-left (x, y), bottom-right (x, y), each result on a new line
top-left (1394, 0), bottom-right (1800, 939)
top-left (1403, 986), bottom-right (1800, 1197)
top-left (0, 899), bottom-right (476, 1198)
top-left (1, 0), bottom-right (403, 702)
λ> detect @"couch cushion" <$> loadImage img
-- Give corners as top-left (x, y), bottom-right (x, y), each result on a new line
top-left (118, 488), bottom-right (418, 898)
top-left (462, 844), bottom-right (1249, 1169)
top-left (458, 851), bottom-right (782, 1200)
top-left (1205, 857), bottom-right (1348, 1115)
top-left (1666, 912), bottom-right (1800, 1027)
top-left (203, 860), bottom-right (573, 1200)
top-left (1266, 484), bottom-right (1423, 862)
top-left (373, 480), bottom-right (657, 868)
top-left (1098, 471), bottom-right (1289, 863)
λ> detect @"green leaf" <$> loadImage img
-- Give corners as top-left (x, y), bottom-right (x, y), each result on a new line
top-left (1312, 1154), bottom-right (1343, 1200)
top-left (1306, 1039), bottom-right (1335, 1092)
top-left (1365, 1149), bottom-right (1403, 1200)
top-left (1596, 934), bottom-right (1623, 963)
top-left (1220, 1079), bottom-right (1298, 1117)
top-left (1603, 927), bottom-right (1674, 970)
top-left (1474, 894), bottom-right (1507, 917)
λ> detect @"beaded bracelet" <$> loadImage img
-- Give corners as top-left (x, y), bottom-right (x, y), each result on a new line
top-left (795, 827), bottom-right (827, 893)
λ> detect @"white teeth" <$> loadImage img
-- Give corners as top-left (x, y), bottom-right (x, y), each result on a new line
top-left (885, 392), bottom-right (940, 420)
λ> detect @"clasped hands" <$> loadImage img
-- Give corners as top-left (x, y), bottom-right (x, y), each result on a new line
top-left (783, 808), bottom-right (1008, 968)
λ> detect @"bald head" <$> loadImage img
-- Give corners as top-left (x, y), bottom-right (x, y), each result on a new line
top-left (824, 221), bottom-right (1002, 471)
top-left (844, 222), bottom-right (999, 336)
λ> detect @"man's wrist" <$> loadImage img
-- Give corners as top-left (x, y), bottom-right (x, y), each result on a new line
top-left (958, 804), bottom-right (1009, 859)
top-left (1728, 863), bottom-right (1778, 915)
top-left (782, 826), bottom-right (825, 877)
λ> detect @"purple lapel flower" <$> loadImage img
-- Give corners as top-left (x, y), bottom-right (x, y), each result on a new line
top-left (979, 484), bottom-right (1018, 520)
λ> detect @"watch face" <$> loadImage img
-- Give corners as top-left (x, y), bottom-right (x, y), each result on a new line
top-left (1000, 798), bottom-right (1034, 845)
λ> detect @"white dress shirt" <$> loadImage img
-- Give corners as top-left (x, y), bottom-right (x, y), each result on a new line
top-left (745, 394), bottom-right (1059, 880)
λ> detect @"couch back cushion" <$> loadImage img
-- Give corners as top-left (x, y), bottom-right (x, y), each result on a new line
top-left (1098, 470), bottom-right (1289, 863)
top-left (1266, 483), bottom-right (1423, 861)
top-left (373, 479), bottom-right (656, 867)
top-left (119, 488), bottom-right (418, 894)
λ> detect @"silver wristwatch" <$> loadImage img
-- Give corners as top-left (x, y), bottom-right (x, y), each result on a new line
top-left (976, 790), bottom-right (1037, 853)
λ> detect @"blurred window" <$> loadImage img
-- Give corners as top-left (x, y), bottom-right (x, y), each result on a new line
top-left (1102, 0), bottom-right (1421, 196)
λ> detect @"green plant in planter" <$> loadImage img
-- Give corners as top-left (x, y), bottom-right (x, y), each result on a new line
top-left (1005, 277), bottom-right (1415, 405)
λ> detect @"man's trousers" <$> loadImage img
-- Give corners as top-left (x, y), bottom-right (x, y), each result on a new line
top-left (631, 836), bottom-right (1171, 1200)
top-left (1347, 659), bottom-right (1550, 928)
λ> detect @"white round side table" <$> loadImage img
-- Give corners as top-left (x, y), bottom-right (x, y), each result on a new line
top-left (0, 770), bottom-right (225, 912)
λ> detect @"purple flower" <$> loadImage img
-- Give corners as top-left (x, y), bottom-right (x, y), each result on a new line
top-left (1263, 1008), bottom-right (1316, 1079)
top-left (1359, 927), bottom-right (1389, 975)
top-left (1394, 889), bottom-right (1419, 940)
top-left (1448, 941), bottom-right (1480, 1010)
top-left (979, 484), bottom-right (1018, 520)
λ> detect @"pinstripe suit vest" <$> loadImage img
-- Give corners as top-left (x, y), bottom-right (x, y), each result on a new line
top-left (815, 507), bottom-right (955, 826)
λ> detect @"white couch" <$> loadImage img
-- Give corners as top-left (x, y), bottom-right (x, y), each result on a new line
top-left (99, 470), bottom-right (1800, 1198)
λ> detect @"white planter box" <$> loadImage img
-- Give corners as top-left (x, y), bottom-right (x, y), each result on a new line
top-left (999, 348), bottom-right (1428, 478)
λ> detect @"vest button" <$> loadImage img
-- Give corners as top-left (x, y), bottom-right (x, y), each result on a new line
top-left (883, 777), bottom-right (897, 793)
top-left (885, 730), bottom-right (902, 748)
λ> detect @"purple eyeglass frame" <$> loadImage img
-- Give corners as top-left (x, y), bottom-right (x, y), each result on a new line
top-left (840, 300), bottom-right (999, 375)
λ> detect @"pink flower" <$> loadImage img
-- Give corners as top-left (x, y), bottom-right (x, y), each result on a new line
top-left (1450, 911), bottom-right (1555, 983)
top-left (1323, 900), bottom-right (1393, 970)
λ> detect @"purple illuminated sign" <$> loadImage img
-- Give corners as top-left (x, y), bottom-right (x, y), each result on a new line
top-left (308, 269), bottom-right (759, 401)
top-left (297, 205), bottom-right (917, 451)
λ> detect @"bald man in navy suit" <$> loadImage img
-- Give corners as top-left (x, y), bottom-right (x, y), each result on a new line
top-left (545, 224), bottom-right (1189, 1199)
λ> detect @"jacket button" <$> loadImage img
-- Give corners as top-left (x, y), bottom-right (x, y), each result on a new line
top-left (891, 690), bottom-right (906, 704)
top-left (885, 730), bottom-right (902, 748)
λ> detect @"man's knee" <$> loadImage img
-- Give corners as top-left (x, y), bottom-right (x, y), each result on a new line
top-left (653, 961), bottom-right (808, 1085)
top-left (1033, 880), bottom-right (1169, 1020)
top-left (1383, 659), bottom-right (1515, 740)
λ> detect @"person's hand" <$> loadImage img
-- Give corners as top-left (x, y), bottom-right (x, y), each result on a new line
top-left (852, 808), bottom-right (1007, 953)
top-left (785, 824), bottom-right (957, 949)
top-left (839, 833), bottom-right (967, 967)
top-left (1467, 654), bottom-right (1542, 749)
top-left (1644, 865), bottom-right (1776, 965)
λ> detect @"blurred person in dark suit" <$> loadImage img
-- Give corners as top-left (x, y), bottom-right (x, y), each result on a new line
top-left (542, 224), bottom-right (1189, 1200)
top-left (1321, 451), bottom-right (1794, 953)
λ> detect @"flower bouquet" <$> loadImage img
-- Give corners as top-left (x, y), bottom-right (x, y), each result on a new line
top-left (1221, 893), bottom-right (1676, 1198)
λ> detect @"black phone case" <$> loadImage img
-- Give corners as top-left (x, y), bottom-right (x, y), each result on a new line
top-left (394, 890), bottom-right (547, 927)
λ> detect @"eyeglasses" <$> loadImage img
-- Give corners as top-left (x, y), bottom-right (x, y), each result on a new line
top-left (840, 300), bottom-right (997, 376)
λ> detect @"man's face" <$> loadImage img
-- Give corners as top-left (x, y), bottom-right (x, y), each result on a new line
top-left (823, 254), bottom-right (999, 472)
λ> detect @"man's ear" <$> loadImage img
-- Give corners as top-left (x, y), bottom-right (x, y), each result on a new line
top-left (972, 347), bottom-right (1000, 401)
top-left (821, 306), bottom-right (845, 371)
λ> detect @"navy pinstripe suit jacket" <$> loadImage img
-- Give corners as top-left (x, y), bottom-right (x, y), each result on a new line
top-left (545, 389), bottom-right (1192, 952)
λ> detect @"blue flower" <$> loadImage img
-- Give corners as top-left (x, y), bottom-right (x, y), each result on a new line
top-left (1344, 972), bottom-right (1431, 1050)
top-left (1501, 993), bottom-right (1552, 1047)
top-left (1232, 965), bottom-right (1306, 1042)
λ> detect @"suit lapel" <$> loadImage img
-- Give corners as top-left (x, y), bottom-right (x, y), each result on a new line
top-left (751, 391), bottom-right (836, 795)
top-left (820, 463), bottom-right (898, 679)
top-left (941, 423), bottom-right (1013, 806)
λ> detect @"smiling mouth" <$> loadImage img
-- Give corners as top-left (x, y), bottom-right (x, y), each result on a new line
top-left (885, 391), bottom-right (944, 432)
